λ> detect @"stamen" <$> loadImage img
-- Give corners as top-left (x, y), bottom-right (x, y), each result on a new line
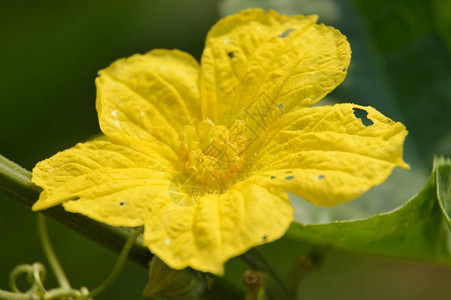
top-left (177, 120), bottom-right (247, 191)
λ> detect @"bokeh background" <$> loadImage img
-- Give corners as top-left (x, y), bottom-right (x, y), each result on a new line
top-left (1, 0), bottom-right (451, 299)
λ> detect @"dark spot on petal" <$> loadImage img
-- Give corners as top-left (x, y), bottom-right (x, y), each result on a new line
top-left (285, 175), bottom-right (295, 180)
top-left (278, 28), bottom-right (295, 38)
top-left (69, 196), bottom-right (80, 201)
top-left (342, 68), bottom-right (347, 72)
top-left (270, 175), bottom-right (276, 179)
top-left (353, 107), bottom-right (374, 126)
top-left (262, 235), bottom-right (268, 241)
top-left (277, 104), bottom-right (284, 109)
top-left (318, 174), bottom-right (325, 180)
top-left (119, 201), bottom-right (126, 206)
top-left (285, 170), bottom-right (292, 174)
top-left (227, 51), bottom-right (235, 59)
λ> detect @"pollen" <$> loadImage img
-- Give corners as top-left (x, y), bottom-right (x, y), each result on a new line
top-left (178, 119), bottom-right (247, 191)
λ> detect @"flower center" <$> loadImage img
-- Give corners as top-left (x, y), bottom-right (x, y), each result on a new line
top-left (178, 119), bottom-right (247, 191)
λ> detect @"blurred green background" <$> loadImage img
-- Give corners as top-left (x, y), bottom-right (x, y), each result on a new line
top-left (1, 0), bottom-right (451, 299)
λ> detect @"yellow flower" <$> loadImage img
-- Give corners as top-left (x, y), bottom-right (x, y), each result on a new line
top-left (31, 9), bottom-right (408, 275)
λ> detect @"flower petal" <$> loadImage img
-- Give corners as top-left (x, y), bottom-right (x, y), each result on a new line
top-left (248, 103), bottom-right (409, 207)
top-left (32, 137), bottom-right (177, 226)
top-left (200, 9), bottom-right (350, 127)
top-left (143, 182), bottom-right (293, 275)
top-left (97, 49), bottom-right (200, 152)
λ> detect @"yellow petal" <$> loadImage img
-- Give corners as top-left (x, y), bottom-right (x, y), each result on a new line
top-left (143, 182), bottom-right (293, 275)
top-left (200, 8), bottom-right (350, 128)
top-left (248, 103), bottom-right (409, 207)
top-left (32, 137), bottom-right (177, 227)
top-left (97, 49), bottom-right (200, 152)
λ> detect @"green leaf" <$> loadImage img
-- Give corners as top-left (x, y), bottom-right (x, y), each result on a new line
top-left (284, 157), bottom-right (451, 265)
top-left (436, 157), bottom-right (451, 228)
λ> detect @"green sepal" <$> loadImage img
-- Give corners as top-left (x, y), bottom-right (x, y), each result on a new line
top-left (143, 257), bottom-right (207, 300)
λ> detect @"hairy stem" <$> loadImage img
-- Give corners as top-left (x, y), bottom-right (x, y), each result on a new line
top-left (0, 155), bottom-right (151, 268)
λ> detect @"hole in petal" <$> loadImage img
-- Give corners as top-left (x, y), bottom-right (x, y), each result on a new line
top-left (318, 174), bottom-right (325, 180)
top-left (285, 170), bottom-right (292, 174)
top-left (227, 51), bottom-right (235, 59)
top-left (277, 104), bottom-right (284, 109)
top-left (342, 68), bottom-right (347, 72)
top-left (119, 201), bottom-right (126, 206)
top-left (69, 196), bottom-right (80, 201)
top-left (262, 235), bottom-right (268, 241)
top-left (270, 176), bottom-right (276, 179)
top-left (278, 28), bottom-right (295, 38)
top-left (285, 175), bottom-right (295, 180)
top-left (353, 107), bottom-right (374, 126)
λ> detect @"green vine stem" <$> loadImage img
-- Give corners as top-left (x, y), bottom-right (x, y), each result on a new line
top-left (0, 289), bottom-right (41, 300)
top-left (0, 226), bottom-right (142, 300)
top-left (89, 226), bottom-right (144, 298)
top-left (37, 213), bottom-right (71, 290)
top-left (9, 263), bottom-right (46, 294)
top-left (43, 287), bottom-right (88, 299)
top-left (0, 154), bottom-right (151, 267)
